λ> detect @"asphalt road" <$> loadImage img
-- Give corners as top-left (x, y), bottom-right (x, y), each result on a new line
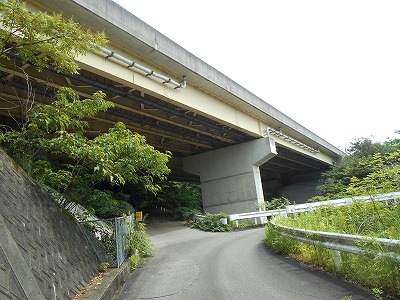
top-left (118, 217), bottom-right (374, 300)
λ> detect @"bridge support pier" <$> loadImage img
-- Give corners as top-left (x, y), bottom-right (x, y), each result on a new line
top-left (183, 137), bottom-right (277, 214)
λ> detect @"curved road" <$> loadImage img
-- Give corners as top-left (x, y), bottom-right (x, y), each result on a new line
top-left (118, 217), bottom-right (373, 300)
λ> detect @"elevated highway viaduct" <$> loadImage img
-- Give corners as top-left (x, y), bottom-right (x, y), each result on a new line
top-left (0, 0), bottom-right (345, 214)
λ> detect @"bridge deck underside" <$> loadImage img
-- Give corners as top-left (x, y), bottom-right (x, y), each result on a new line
top-left (0, 61), bottom-right (330, 181)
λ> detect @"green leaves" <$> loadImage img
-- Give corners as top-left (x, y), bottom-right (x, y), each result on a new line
top-left (88, 190), bottom-right (133, 218)
top-left (81, 122), bottom-right (171, 185)
top-left (266, 200), bottom-right (400, 297)
top-left (35, 89), bottom-right (171, 187)
top-left (0, 0), bottom-right (173, 218)
top-left (1, 87), bottom-right (171, 205)
top-left (124, 216), bottom-right (154, 259)
top-left (0, 0), bottom-right (108, 74)
top-left (29, 87), bottom-right (113, 136)
top-left (155, 182), bottom-right (202, 219)
top-left (31, 160), bottom-right (73, 191)
top-left (316, 137), bottom-right (400, 200)
top-left (191, 213), bottom-right (231, 232)
top-left (346, 152), bottom-right (400, 196)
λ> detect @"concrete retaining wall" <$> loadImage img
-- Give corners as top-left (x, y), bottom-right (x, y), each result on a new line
top-left (0, 149), bottom-right (106, 299)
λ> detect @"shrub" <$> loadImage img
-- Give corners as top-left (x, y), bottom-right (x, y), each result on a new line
top-left (191, 213), bottom-right (231, 232)
top-left (124, 216), bottom-right (154, 258)
top-left (99, 262), bottom-right (109, 272)
top-left (258, 197), bottom-right (292, 210)
top-left (88, 190), bottom-right (134, 218)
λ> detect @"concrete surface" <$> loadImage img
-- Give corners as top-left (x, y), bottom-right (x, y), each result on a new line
top-left (117, 217), bottom-right (374, 300)
top-left (79, 260), bottom-right (131, 300)
top-left (0, 149), bottom-right (106, 299)
top-left (184, 137), bottom-right (277, 213)
top-left (32, 0), bottom-right (344, 158)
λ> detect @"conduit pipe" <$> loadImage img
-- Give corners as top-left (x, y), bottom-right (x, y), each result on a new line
top-left (266, 127), bottom-right (319, 154)
top-left (99, 47), bottom-right (186, 89)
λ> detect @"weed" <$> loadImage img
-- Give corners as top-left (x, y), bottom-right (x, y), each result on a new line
top-left (123, 215), bottom-right (154, 273)
top-left (99, 262), bottom-right (109, 272)
top-left (129, 254), bottom-right (141, 271)
top-left (265, 199), bottom-right (400, 298)
top-left (191, 213), bottom-right (231, 232)
top-left (371, 288), bottom-right (383, 300)
top-left (124, 215), bottom-right (154, 258)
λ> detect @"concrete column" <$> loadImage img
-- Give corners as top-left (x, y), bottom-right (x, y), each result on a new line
top-left (183, 137), bottom-right (277, 214)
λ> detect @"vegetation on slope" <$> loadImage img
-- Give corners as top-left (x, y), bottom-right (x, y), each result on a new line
top-left (266, 135), bottom-right (400, 298)
top-left (0, 0), bottom-right (171, 218)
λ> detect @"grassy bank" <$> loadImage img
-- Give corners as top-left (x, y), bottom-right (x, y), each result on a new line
top-left (265, 200), bottom-right (400, 298)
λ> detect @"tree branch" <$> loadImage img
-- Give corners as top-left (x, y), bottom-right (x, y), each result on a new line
top-left (1, 34), bottom-right (66, 55)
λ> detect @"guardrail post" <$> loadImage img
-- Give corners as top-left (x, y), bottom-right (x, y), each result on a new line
top-left (235, 220), bottom-right (239, 227)
top-left (254, 217), bottom-right (258, 225)
top-left (333, 250), bottom-right (342, 270)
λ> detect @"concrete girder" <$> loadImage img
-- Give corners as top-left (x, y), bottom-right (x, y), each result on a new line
top-left (1, 0), bottom-right (346, 188)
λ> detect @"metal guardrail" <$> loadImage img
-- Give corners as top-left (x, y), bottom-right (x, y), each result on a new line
top-left (193, 214), bottom-right (208, 220)
top-left (269, 220), bottom-right (400, 268)
top-left (229, 209), bottom-right (284, 227)
top-left (194, 192), bottom-right (400, 268)
top-left (285, 192), bottom-right (400, 214)
top-left (228, 192), bottom-right (400, 227)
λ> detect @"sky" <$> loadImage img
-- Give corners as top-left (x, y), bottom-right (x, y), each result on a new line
top-left (113, 0), bottom-right (400, 151)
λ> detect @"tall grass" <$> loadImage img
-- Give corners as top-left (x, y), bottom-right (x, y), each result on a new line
top-left (265, 199), bottom-right (400, 298)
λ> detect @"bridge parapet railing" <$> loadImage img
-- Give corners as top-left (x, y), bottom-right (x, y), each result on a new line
top-left (228, 191), bottom-right (400, 227)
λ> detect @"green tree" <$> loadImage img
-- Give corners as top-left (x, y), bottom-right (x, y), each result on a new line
top-left (156, 182), bottom-right (202, 219)
top-left (315, 137), bottom-right (400, 200)
top-left (0, 87), bottom-right (113, 171)
top-left (0, 1), bottom-right (171, 211)
top-left (347, 137), bottom-right (397, 158)
top-left (0, 0), bottom-right (107, 74)
top-left (346, 151), bottom-right (400, 195)
top-left (385, 130), bottom-right (400, 147)
top-left (0, 0), bottom-right (108, 130)
top-left (1, 87), bottom-right (171, 205)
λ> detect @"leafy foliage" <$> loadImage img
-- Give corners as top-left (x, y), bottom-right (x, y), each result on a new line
top-left (267, 134), bottom-right (400, 298)
top-left (191, 213), bottom-right (231, 232)
top-left (0, 0), bottom-right (172, 219)
top-left (155, 182), bottom-right (203, 219)
top-left (31, 160), bottom-right (73, 191)
top-left (270, 201), bottom-right (400, 239)
top-left (258, 197), bottom-right (292, 210)
top-left (88, 190), bottom-right (134, 219)
top-left (0, 0), bottom-right (107, 74)
top-left (1, 87), bottom-right (171, 212)
top-left (124, 215), bottom-right (154, 271)
top-left (98, 262), bottom-right (109, 272)
top-left (0, 87), bottom-right (113, 172)
top-left (313, 136), bottom-right (400, 201)
top-left (346, 151), bottom-right (400, 196)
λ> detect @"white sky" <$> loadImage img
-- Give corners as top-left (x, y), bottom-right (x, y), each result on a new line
top-left (113, 0), bottom-right (400, 151)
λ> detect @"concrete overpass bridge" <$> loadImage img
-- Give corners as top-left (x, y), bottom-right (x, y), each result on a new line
top-left (0, 0), bottom-right (344, 213)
